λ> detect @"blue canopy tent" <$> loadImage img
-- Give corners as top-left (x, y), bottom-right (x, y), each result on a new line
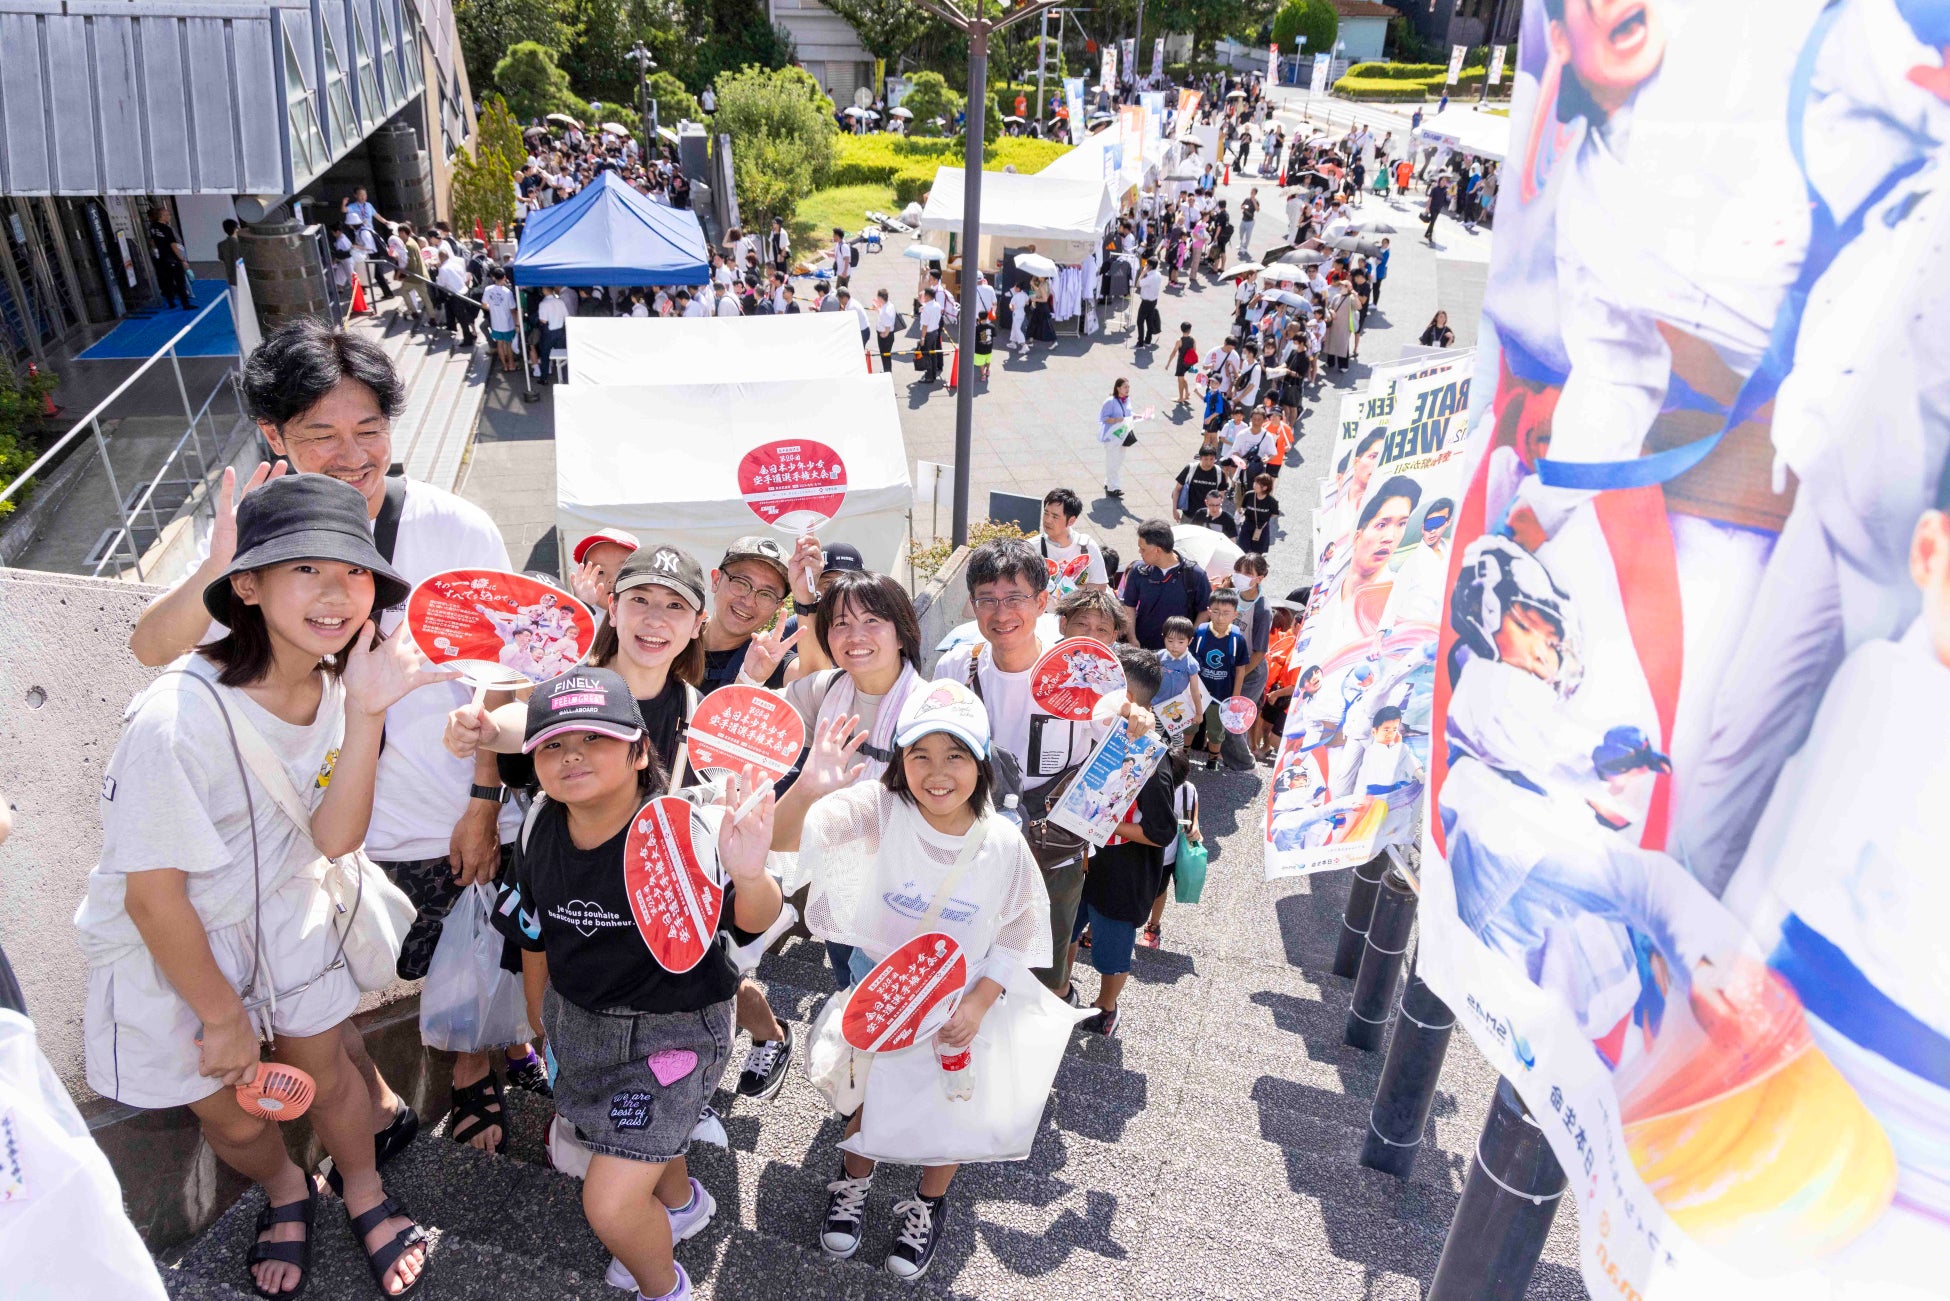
top-left (510, 171), bottom-right (710, 287)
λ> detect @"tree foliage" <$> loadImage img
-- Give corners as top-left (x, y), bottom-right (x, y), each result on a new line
top-left (0, 363), bottom-right (58, 518)
top-left (476, 94), bottom-right (529, 175)
top-left (494, 41), bottom-right (590, 123)
top-left (821, 0), bottom-right (935, 83)
top-left (1286, 0), bottom-right (1337, 59)
top-left (900, 71), bottom-right (961, 136)
top-left (450, 97), bottom-right (522, 236)
top-left (455, 0), bottom-right (574, 94)
top-left (712, 64), bottom-right (839, 227)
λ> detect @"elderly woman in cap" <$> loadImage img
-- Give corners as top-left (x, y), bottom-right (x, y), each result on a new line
top-left (76, 475), bottom-right (454, 1298)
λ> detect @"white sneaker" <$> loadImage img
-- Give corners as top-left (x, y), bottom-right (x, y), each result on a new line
top-left (604, 1183), bottom-right (715, 1289)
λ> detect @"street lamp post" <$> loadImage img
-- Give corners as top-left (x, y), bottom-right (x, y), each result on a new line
top-left (911, 0), bottom-right (1068, 547)
top-left (630, 42), bottom-right (657, 141)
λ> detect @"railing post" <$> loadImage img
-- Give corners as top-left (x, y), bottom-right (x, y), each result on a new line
top-left (1344, 866), bottom-right (1415, 1050)
top-left (91, 417), bottom-right (142, 581)
top-left (1333, 853), bottom-right (1388, 977)
top-left (1428, 1078), bottom-right (1567, 1301)
top-left (1359, 953), bottom-right (1455, 1176)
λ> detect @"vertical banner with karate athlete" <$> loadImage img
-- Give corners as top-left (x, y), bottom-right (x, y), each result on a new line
top-left (1416, 0), bottom-right (1950, 1294)
top-left (1267, 365), bottom-right (1471, 876)
top-left (1064, 77), bottom-right (1087, 146)
top-left (1151, 37), bottom-right (1165, 81)
top-left (1308, 54), bottom-right (1332, 97)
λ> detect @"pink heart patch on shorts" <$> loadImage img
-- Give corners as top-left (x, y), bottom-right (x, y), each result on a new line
top-left (646, 1049), bottom-right (698, 1087)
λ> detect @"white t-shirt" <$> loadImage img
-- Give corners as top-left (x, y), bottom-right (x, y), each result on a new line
top-left (716, 293), bottom-right (741, 317)
top-left (1034, 531), bottom-right (1108, 594)
top-left (537, 295), bottom-right (567, 329)
top-left (76, 665), bottom-right (345, 955)
top-left (481, 283), bottom-right (517, 333)
top-left (183, 479), bottom-right (521, 859)
top-left (932, 639), bottom-right (1097, 781)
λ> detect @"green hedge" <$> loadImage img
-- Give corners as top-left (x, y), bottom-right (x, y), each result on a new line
top-left (829, 134), bottom-right (1070, 205)
top-left (1343, 61), bottom-right (1446, 80)
top-left (1333, 66), bottom-right (1509, 102)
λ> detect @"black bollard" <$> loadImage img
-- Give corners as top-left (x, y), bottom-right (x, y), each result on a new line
top-left (1359, 954), bottom-right (1455, 1177)
top-left (1331, 854), bottom-right (1389, 978)
top-left (1428, 1078), bottom-right (1568, 1301)
top-left (1344, 867), bottom-right (1415, 1050)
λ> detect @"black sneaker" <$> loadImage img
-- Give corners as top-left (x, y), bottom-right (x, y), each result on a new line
top-left (822, 1170), bottom-right (873, 1260)
top-left (736, 1022), bottom-right (794, 1100)
top-left (884, 1193), bottom-right (948, 1281)
top-left (504, 1046), bottom-right (553, 1098)
top-left (1081, 1006), bottom-right (1121, 1038)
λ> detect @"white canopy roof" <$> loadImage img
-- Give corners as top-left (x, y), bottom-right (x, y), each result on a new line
top-left (556, 376), bottom-right (911, 578)
top-left (919, 168), bottom-right (1116, 242)
top-left (1417, 109), bottom-right (1511, 162)
top-left (564, 313), bottom-right (866, 386)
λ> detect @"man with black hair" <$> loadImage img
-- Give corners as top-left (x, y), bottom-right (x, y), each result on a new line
top-left (126, 318), bottom-right (538, 1163)
top-left (146, 205), bottom-right (194, 310)
top-left (1033, 488), bottom-right (1109, 593)
top-left (934, 538), bottom-right (1103, 994)
top-left (1319, 474), bottom-right (1422, 647)
top-left (1120, 518), bottom-right (1213, 649)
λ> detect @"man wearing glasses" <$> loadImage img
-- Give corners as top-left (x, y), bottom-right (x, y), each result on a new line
top-left (700, 536), bottom-right (801, 693)
top-left (933, 539), bottom-right (1101, 995)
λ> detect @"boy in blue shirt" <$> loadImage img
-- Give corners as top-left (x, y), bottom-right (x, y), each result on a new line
top-left (1191, 589), bottom-right (1249, 768)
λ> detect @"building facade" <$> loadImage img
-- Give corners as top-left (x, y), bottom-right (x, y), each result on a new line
top-left (0, 0), bottom-right (474, 361)
top-left (769, 0), bottom-right (874, 103)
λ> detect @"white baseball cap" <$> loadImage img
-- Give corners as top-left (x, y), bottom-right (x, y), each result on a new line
top-left (894, 680), bottom-right (990, 759)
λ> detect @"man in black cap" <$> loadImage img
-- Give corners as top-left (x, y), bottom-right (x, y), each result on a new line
top-left (700, 535), bottom-right (802, 694)
top-left (127, 317), bottom-right (539, 1163)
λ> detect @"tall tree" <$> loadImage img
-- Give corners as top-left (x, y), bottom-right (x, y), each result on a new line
top-left (821, 0), bottom-right (934, 97)
top-left (453, 0), bottom-right (574, 96)
top-left (494, 41), bottom-right (589, 122)
top-left (711, 64), bottom-right (839, 226)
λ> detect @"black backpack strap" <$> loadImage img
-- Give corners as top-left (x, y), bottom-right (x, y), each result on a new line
top-left (373, 475), bottom-right (408, 563)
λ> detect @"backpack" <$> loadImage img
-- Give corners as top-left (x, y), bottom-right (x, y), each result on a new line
top-left (965, 643), bottom-right (1089, 870)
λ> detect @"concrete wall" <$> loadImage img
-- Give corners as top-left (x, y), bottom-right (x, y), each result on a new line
top-left (912, 544), bottom-right (971, 675)
top-left (0, 568), bottom-right (419, 1098)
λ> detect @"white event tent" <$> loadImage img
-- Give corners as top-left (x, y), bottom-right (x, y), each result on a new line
top-left (921, 168), bottom-right (1115, 251)
top-left (555, 314), bottom-right (912, 577)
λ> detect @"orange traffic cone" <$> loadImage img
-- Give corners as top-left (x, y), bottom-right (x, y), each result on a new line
top-left (946, 347), bottom-right (959, 392)
top-left (349, 273), bottom-right (369, 315)
top-left (493, 222), bottom-right (504, 242)
top-left (27, 362), bottom-right (60, 417)
top-left (1223, 162), bottom-right (1231, 185)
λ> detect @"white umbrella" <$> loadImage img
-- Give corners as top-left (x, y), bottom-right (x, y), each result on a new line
top-left (903, 243), bottom-right (945, 263)
top-left (1001, 114), bottom-right (1025, 123)
top-left (546, 113), bottom-right (582, 128)
top-left (1015, 252), bottom-right (1059, 278)
top-left (1226, 89), bottom-right (1246, 99)
top-left (1173, 525), bottom-right (1244, 584)
top-left (657, 126), bottom-right (679, 144)
top-left (890, 106), bottom-right (914, 119)
top-left (1268, 289), bottom-right (1309, 308)
top-left (1258, 263), bottom-right (1310, 282)
top-left (843, 105), bottom-right (870, 117)
top-left (1089, 112), bottom-right (1114, 124)
top-left (1222, 262), bottom-right (1265, 280)
top-left (1278, 247), bottom-right (1330, 265)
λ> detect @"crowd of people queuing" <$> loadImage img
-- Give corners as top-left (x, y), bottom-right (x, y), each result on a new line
top-left (69, 314), bottom-right (1320, 1299)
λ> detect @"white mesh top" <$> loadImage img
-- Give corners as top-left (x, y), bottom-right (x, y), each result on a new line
top-left (780, 784), bottom-right (1052, 987)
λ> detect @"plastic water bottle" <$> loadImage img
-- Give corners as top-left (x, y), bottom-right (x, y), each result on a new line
top-left (937, 1037), bottom-right (973, 1101)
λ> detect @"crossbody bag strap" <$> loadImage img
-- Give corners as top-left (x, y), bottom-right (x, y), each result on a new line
top-left (372, 475), bottom-right (408, 564)
top-left (665, 682), bottom-right (703, 796)
top-left (209, 682), bottom-right (324, 838)
top-left (911, 807), bottom-right (994, 933)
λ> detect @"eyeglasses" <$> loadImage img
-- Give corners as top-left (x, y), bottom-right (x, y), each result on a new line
top-left (722, 573), bottom-right (785, 608)
top-left (972, 593), bottom-right (1039, 615)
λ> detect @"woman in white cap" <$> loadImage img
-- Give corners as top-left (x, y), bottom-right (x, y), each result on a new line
top-left (75, 474), bottom-right (455, 1298)
top-left (776, 680), bottom-right (1051, 1281)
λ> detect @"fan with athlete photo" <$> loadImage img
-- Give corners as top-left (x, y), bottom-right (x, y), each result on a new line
top-left (405, 568), bottom-right (596, 689)
top-left (1030, 637), bottom-right (1127, 722)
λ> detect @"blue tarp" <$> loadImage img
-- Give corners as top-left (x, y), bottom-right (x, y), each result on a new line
top-left (510, 171), bottom-right (710, 287)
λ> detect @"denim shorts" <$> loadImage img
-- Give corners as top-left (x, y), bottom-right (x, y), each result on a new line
top-left (1073, 903), bottom-right (1138, 976)
top-left (541, 987), bottom-right (734, 1163)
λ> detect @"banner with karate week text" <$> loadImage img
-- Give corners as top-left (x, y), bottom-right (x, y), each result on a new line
top-left (1412, 0), bottom-right (1950, 1295)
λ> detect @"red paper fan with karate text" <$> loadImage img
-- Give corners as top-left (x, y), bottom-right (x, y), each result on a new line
top-left (1220, 696), bottom-right (1259, 734)
top-left (1030, 637), bottom-right (1127, 721)
top-left (685, 685), bottom-right (805, 782)
top-left (623, 796), bottom-right (726, 974)
top-left (738, 439), bottom-right (848, 532)
top-left (405, 569), bottom-right (595, 689)
top-left (841, 931), bottom-right (969, 1053)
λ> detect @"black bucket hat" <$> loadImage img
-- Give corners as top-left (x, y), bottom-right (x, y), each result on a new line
top-left (202, 474), bottom-right (411, 624)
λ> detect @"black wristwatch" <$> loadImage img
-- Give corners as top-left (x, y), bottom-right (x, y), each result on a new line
top-left (469, 783), bottom-right (511, 804)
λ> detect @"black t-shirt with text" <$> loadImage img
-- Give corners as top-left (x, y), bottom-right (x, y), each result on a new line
top-left (501, 799), bottom-right (757, 1015)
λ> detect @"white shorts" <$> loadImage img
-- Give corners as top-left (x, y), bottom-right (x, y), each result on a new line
top-left (84, 871), bottom-right (359, 1110)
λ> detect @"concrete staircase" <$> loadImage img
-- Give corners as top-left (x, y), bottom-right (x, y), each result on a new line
top-left (349, 309), bottom-right (492, 495)
top-left (154, 770), bottom-right (1587, 1299)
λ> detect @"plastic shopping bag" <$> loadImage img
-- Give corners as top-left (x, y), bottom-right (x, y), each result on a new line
top-left (1174, 833), bottom-right (1209, 903)
top-left (420, 885), bottom-right (533, 1053)
top-left (841, 967), bottom-right (1090, 1166)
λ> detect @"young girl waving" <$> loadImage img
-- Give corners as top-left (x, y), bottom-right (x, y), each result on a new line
top-left (504, 667), bottom-right (780, 1301)
top-left (776, 681), bottom-right (1051, 1280)
top-left (77, 475), bottom-right (455, 1298)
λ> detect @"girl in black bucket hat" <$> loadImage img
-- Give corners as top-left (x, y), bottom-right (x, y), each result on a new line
top-left (78, 472), bottom-right (455, 1298)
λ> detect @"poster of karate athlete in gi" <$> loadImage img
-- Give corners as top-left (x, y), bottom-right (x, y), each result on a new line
top-left (1412, 0), bottom-right (1950, 1293)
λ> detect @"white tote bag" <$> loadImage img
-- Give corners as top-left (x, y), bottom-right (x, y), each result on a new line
top-left (840, 965), bottom-right (1090, 1166)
